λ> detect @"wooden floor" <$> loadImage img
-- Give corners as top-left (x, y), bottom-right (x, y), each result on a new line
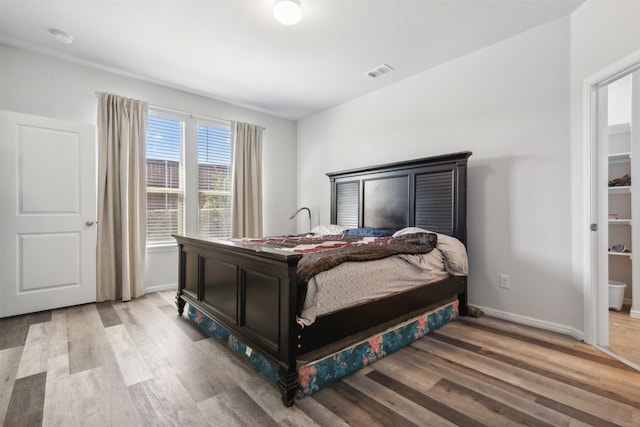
top-left (1, 291), bottom-right (639, 427)
top-left (609, 304), bottom-right (640, 367)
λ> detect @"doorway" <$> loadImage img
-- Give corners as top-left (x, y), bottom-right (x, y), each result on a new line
top-left (586, 59), bottom-right (640, 370)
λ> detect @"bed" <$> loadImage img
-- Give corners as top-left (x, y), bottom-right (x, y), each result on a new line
top-left (174, 151), bottom-right (471, 406)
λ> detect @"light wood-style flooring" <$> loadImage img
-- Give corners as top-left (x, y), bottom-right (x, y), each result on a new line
top-left (1, 291), bottom-right (639, 427)
top-left (609, 304), bottom-right (640, 367)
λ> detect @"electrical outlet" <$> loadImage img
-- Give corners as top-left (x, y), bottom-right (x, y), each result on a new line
top-left (500, 274), bottom-right (510, 289)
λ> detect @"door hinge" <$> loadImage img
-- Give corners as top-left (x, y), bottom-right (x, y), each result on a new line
top-left (590, 223), bottom-right (597, 231)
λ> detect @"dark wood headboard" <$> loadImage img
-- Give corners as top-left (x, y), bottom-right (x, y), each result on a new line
top-left (327, 151), bottom-right (471, 245)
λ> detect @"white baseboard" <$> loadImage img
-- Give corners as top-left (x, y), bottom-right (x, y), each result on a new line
top-left (145, 283), bottom-right (178, 294)
top-left (622, 298), bottom-right (639, 318)
top-left (472, 305), bottom-right (585, 342)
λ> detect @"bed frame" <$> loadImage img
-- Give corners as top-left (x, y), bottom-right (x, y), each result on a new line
top-left (174, 151), bottom-right (471, 406)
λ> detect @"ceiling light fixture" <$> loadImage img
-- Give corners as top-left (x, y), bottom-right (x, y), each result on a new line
top-left (273, 0), bottom-right (302, 26)
top-left (50, 29), bottom-right (74, 44)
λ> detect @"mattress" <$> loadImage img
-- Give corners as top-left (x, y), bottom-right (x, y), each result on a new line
top-left (298, 248), bottom-right (450, 325)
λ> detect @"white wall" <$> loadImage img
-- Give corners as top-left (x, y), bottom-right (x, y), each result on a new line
top-left (0, 45), bottom-right (298, 291)
top-left (608, 74), bottom-right (632, 125)
top-left (298, 1), bottom-right (640, 335)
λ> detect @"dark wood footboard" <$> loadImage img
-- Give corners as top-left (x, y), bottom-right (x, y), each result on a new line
top-left (174, 234), bottom-right (302, 406)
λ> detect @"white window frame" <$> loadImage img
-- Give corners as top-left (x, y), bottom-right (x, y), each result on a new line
top-left (145, 111), bottom-right (185, 248)
top-left (146, 109), bottom-right (232, 248)
top-left (196, 119), bottom-right (233, 239)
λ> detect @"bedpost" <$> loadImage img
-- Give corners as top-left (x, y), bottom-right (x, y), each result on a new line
top-left (458, 278), bottom-right (468, 316)
top-left (278, 255), bottom-right (301, 406)
top-left (278, 367), bottom-right (298, 407)
top-left (176, 292), bottom-right (186, 316)
top-left (176, 240), bottom-right (186, 316)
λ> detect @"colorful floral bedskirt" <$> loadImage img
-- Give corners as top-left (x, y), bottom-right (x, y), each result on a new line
top-left (188, 299), bottom-right (458, 398)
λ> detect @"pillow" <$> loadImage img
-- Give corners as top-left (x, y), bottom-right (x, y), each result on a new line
top-left (310, 224), bottom-right (350, 236)
top-left (392, 232), bottom-right (437, 247)
top-left (435, 233), bottom-right (468, 276)
top-left (343, 227), bottom-right (397, 237)
top-left (393, 227), bottom-right (468, 275)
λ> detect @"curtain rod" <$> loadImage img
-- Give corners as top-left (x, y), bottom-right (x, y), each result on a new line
top-left (149, 104), bottom-right (232, 126)
top-left (94, 91), bottom-right (265, 130)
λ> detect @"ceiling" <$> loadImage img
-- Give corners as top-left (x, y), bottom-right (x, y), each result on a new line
top-left (0, 0), bottom-right (583, 120)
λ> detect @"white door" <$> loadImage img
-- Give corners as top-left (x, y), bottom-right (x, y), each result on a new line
top-left (0, 111), bottom-right (96, 317)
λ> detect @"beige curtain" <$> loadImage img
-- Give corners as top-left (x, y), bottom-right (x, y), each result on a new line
top-left (231, 121), bottom-right (263, 238)
top-left (97, 93), bottom-right (148, 301)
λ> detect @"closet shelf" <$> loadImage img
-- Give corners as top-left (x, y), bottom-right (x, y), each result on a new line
top-left (608, 186), bottom-right (631, 194)
top-left (608, 122), bottom-right (631, 135)
top-left (608, 251), bottom-right (632, 259)
top-left (608, 152), bottom-right (631, 163)
top-left (609, 219), bottom-right (632, 225)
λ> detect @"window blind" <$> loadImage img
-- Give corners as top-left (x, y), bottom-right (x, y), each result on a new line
top-left (146, 115), bottom-right (184, 245)
top-left (415, 171), bottom-right (454, 235)
top-left (197, 123), bottom-right (232, 239)
top-left (336, 181), bottom-right (360, 228)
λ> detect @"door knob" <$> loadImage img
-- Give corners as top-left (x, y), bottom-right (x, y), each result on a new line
top-left (86, 220), bottom-right (95, 226)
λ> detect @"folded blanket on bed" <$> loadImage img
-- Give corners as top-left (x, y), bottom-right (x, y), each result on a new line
top-left (237, 233), bottom-right (436, 279)
top-left (296, 233), bottom-right (436, 283)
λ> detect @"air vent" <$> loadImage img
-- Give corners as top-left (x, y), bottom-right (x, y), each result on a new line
top-left (365, 64), bottom-right (395, 79)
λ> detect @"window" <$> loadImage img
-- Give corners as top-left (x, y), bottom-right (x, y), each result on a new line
top-left (146, 114), bottom-right (184, 245)
top-left (198, 123), bottom-right (232, 239)
top-left (145, 112), bottom-right (232, 246)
